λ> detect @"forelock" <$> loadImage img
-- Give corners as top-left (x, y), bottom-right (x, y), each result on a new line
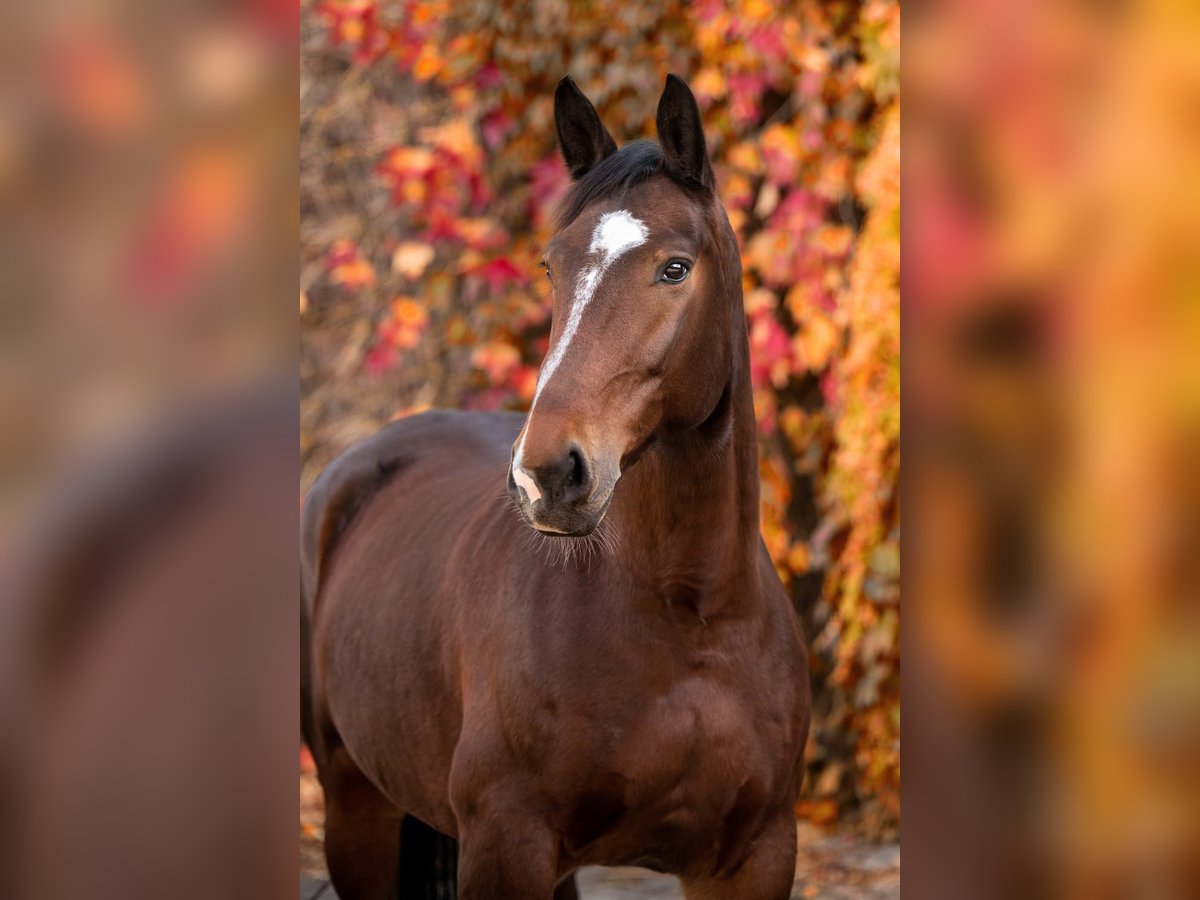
top-left (555, 141), bottom-right (663, 230)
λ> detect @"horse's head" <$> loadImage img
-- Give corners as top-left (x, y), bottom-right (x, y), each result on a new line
top-left (509, 75), bottom-right (741, 536)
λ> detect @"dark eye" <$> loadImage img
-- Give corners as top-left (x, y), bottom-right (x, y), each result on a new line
top-left (660, 260), bottom-right (691, 284)
top-left (543, 265), bottom-right (553, 283)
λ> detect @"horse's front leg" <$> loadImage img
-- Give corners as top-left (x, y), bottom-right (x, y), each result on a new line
top-left (452, 783), bottom-right (560, 899)
top-left (683, 809), bottom-right (798, 900)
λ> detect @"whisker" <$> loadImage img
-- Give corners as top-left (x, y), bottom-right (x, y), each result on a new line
top-left (501, 486), bottom-right (623, 571)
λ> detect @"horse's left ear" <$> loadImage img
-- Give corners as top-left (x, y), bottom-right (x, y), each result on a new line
top-left (656, 75), bottom-right (714, 191)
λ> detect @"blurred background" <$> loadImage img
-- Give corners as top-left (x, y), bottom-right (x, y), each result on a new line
top-left (300, 3), bottom-right (901, 882)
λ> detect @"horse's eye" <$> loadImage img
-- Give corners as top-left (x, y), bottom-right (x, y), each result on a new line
top-left (544, 266), bottom-right (553, 283)
top-left (661, 260), bottom-right (691, 284)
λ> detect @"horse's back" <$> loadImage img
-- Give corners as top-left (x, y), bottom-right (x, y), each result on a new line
top-left (301, 409), bottom-right (523, 613)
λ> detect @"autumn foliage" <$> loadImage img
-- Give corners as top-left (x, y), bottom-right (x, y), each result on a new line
top-left (301, 0), bottom-right (899, 834)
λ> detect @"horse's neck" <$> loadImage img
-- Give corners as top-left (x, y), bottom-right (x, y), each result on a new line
top-left (614, 341), bottom-right (762, 619)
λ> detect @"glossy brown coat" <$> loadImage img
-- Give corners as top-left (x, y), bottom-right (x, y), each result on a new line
top-left (302, 76), bottom-right (810, 899)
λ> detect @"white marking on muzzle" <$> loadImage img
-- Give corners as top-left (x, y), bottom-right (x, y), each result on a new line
top-left (512, 463), bottom-right (542, 504)
top-left (530, 209), bottom-right (649, 408)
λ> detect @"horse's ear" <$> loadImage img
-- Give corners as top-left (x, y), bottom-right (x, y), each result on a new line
top-left (656, 74), bottom-right (714, 191)
top-left (554, 76), bottom-right (617, 180)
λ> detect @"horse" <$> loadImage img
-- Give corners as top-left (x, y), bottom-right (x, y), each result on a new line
top-left (301, 74), bottom-right (811, 899)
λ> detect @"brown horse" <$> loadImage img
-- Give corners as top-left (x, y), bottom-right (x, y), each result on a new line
top-left (302, 75), bottom-right (810, 899)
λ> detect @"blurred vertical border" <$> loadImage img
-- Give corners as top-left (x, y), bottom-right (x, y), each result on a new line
top-left (906, 0), bottom-right (1200, 896)
top-left (0, 0), bottom-right (299, 897)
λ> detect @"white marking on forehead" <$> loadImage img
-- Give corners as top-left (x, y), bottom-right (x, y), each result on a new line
top-left (590, 208), bottom-right (650, 258)
top-left (532, 210), bottom-right (649, 407)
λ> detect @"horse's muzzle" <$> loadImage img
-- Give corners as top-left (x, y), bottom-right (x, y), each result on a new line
top-left (507, 446), bottom-right (613, 536)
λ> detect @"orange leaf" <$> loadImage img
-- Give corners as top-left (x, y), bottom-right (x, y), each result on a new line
top-left (413, 47), bottom-right (442, 82)
top-left (692, 66), bottom-right (726, 104)
top-left (796, 798), bottom-right (840, 825)
top-left (330, 257), bottom-right (374, 289)
top-left (390, 297), bottom-right (428, 327)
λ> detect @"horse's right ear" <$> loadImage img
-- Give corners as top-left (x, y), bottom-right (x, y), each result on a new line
top-left (554, 76), bottom-right (617, 180)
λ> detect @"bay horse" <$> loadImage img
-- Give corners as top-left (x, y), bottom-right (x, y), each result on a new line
top-left (302, 75), bottom-right (811, 899)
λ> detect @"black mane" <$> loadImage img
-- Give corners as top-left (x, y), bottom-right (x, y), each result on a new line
top-left (555, 140), bottom-right (664, 229)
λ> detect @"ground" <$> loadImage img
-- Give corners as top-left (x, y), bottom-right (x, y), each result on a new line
top-left (300, 751), bottom-right (899, 898)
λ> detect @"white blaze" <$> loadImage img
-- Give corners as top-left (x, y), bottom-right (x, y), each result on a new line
top-left (531, 209), bottom-right (649, 407)
top-left (511, 209), bottom-right (649, 498)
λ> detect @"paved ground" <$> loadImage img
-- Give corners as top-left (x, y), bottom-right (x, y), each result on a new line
top-left (300, 823), bottom-right (899, 899)
top-left (301, 754), bottom-right (898, 898)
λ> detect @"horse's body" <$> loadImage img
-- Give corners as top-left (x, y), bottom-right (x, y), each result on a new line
top-left (303, 76), bottom-right (810, 899)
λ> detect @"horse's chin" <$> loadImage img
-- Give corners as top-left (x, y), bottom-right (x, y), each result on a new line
top-left (533, 523), bottom-right (594, 537)
top-left (519, 491), bottom-right (613, 538)
top-left (531, 515), bottom-right (599, 538)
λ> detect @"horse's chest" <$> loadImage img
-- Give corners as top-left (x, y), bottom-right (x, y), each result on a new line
top-left (614, 678), bottom-right (757, 786)
top-left (556, 677), bottom-right (777, 869)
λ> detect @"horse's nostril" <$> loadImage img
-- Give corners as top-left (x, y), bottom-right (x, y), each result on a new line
top-left (566, 448), bottom-right (585, 488)
top-left (545, 446), bottom-right (590, 504)
top-left (524, 445), bottom-right (592, 506)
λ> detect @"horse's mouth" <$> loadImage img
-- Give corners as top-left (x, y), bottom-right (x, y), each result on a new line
top-left (530, 522), bottom-right (576, 536)
top-left (517, 488), bottom-right (614, 538)
top-left (530, 513), bottom-right (604, 538)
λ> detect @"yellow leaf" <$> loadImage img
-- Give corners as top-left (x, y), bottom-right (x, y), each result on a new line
top-left (793, 309), bottom-right (839, 371)
top-left (692, 66), bottom-right (726, 102)
top-left (743, 0), bottom-right (773, 21)
top-left (726, 142), bottom-right (761, 175)
top-left (392, 242), bottom-right (435, 279)
top-left (419, 118), bottom-right (480, 165)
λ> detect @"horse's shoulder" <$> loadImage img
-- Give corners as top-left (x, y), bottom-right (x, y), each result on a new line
top-left (301, 409), bottom-right (524, 607)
